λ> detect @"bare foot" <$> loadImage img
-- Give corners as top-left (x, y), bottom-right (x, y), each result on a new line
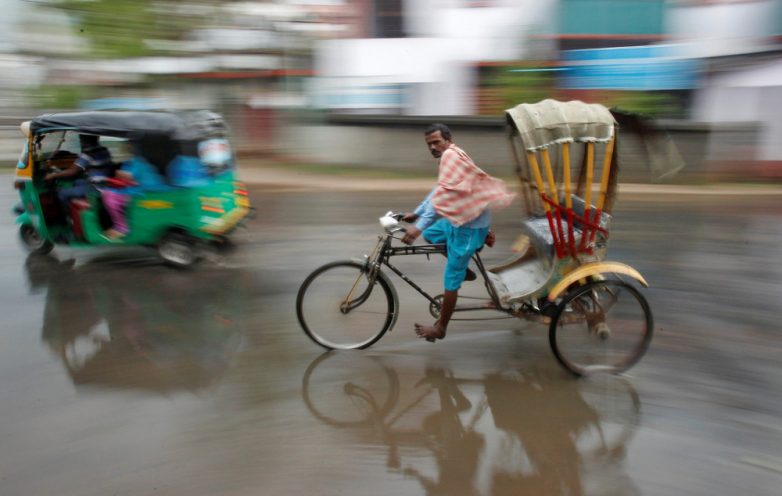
top-left (415, 323), bottom-right (446, 342)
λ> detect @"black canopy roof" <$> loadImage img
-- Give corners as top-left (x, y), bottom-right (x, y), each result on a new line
top-left (28, 110), bottom-right (226, 141)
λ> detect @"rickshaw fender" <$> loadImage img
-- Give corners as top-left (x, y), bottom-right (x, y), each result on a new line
top-left (351, 257), bottom-right (400, 332)
top-left (546, 262), bottom-right (648, 302)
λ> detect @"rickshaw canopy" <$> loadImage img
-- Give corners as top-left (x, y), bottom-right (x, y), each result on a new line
top-left (27, 110), bottom-right (226, 141)
top-left (25, 110), bottom-right (232, 174)
top-left (505, 99), bottom-right (615, 151)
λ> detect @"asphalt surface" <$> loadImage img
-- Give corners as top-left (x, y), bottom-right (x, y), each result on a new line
top-left (0, 169), bottom-right (780, 496)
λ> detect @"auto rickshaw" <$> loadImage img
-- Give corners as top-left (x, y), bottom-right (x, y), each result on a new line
top-left (13, 110), bottom-right (251, 267)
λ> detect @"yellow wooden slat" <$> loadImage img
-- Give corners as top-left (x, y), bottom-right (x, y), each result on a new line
top-left (562, 143), bottom-right (572, 209)
top-left (596, 137), bottom-right (615, 211)
top-left (541, 148), bottom-right (559, 207)
top-left (526, 151), bottom-right (550, 213)
top-left (583, 142), bottom-right (594, 211)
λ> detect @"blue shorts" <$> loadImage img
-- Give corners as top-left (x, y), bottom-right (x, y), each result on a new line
top-left (423, 218), bottom-right (488, 291)
top-left (57, 179), bottom-right (90, 204)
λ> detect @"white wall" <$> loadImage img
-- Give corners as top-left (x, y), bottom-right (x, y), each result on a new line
top-left (693, 58), bottom-right (782, 161)
top-left (312, 0), bottom-right (558, 115)
top-left (667, 0), bottom-right (778, 57)
top-left (404, 0), bottom-right (557, 59)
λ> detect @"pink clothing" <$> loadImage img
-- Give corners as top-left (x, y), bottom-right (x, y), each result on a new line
top-left (102, 190), bottom-right (130, 234)
top-left (431, 144), bottom-right (515, 226)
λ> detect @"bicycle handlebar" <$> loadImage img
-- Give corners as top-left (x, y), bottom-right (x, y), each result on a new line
top-left (379, 211), bottom-right (407, 234)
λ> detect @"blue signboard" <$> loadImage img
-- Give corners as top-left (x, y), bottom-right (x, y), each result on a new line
top-left (560, 45), bottom-right (701, 91)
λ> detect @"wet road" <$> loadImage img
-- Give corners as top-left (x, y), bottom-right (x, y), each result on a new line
top-left (1, 173), bottom-right (781, 496)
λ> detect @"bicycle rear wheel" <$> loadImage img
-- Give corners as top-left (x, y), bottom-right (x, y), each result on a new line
top-left (549, 279), bottom-right (653, 376)
top-left (296, 260), bottom-right (397, 350)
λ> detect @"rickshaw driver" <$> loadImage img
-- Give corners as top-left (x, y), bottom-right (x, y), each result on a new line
top-left (402, 124), bottom-right (514, 342)
top-left (44, 134), bottom-right (114, 206)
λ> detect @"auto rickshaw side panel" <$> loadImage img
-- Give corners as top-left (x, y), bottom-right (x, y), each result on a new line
top-left (71, 170), bottom-right (248, 245)
top-left (14, 137), bottom-right (56, 241)
top-left (75, 187), bottom-right (198, 245)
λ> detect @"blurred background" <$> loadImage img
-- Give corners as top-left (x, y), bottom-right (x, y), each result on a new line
top-left (2, 0), bottom-right (782, 182)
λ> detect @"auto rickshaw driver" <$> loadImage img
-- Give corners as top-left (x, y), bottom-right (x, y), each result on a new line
top-left (44, 134), bottom-right (113, 197)
top-left (43, 134), bottom-right (114, 235)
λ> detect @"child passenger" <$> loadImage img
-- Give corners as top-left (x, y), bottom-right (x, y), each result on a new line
top-left (101, 155), bottom-right (169, 240)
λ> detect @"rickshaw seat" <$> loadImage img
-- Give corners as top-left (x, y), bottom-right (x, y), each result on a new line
top-left (521, 195), bottom-right (611, 261)
top-left (522, 216), bottom-right (558, 259)
top-left (570, 195), bottom-right (611, 232)
top-left (486, 254), bottom-right (551, 303)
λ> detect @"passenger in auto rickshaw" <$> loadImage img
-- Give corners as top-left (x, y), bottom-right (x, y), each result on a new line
top-left (100, 143), bottom-right (170, 240)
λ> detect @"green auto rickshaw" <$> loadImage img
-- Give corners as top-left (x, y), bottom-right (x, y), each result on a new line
top-left (13, 110), bottom-right (251, 267)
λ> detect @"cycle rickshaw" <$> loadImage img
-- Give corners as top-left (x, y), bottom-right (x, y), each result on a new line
top-left (297, 99), bottom-right (655, 376)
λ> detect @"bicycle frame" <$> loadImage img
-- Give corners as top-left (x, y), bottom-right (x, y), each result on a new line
top-left (360, 232), bottom-right (518, 318)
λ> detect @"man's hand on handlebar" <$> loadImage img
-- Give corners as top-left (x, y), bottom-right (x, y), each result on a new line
top-left (399, 212), bottom-right (421, 244)
top-left (402, 225), bottom-right (421, 245)
top-left (401, 212), bottom-right (419, 223)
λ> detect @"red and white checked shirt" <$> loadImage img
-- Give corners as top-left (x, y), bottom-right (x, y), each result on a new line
top-left (431, 144), bottom-right (515, 226)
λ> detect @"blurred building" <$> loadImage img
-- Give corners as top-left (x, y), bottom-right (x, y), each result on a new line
top-left (307, 0), bottom-right (782, 177)
top-left (2, 0), bottom-right (782, 175)
top-left (677, 0), bottom-right (782, 174)
top-left (0, 0), bottom-right (373, 156)
top-left (313, 0), bottom-right (557, 115)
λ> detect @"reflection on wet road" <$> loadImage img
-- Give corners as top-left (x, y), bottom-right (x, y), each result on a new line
top-left (27, 255), bottom-right (249, 393)
top-left (302, 352), bottom-right (641, 496)
top-left (0, 177), bottom-right (780, 495)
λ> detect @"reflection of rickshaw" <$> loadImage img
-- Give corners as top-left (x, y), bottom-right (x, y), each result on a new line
top-left (297, 100), bottom-right (656, 375)
top-left (26, 254), bottom-right (249, 393)
top-left (301, 352), bottom-right (641, 495)
top-left (13, 110), bottom-right (251, 267)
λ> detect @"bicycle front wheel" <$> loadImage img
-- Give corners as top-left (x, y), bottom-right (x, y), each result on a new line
top-left (549, 279), bottom-right (653, 376)
top-left (296, 260), bottom-right (397, 350)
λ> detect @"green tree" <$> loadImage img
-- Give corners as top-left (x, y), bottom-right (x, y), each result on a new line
top-left (46, 0), bottom-right (202, 58)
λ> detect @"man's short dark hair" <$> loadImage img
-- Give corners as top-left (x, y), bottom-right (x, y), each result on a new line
top-left (425, 123), bottom-right (452, 141)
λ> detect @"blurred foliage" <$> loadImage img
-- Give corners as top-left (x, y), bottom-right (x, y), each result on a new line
top-left (29, 85), bottom-right (90, 110)
top-left (604, 91), bottom-right (685, 119)
top-left (477, 65), bottom-right (556, 115)
top-left (477, 64), bottom-right (686, 118)
top-left (45, 0), bottom-right (206, 58)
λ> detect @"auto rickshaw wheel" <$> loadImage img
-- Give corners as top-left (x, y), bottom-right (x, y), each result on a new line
top-left (158, 231), bottom-right (198, 268)
top-left (19, 225), bottom-right (54, 255)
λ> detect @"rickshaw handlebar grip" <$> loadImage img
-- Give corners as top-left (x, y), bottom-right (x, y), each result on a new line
top-left (380, 211), bottom-right (407, 233)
